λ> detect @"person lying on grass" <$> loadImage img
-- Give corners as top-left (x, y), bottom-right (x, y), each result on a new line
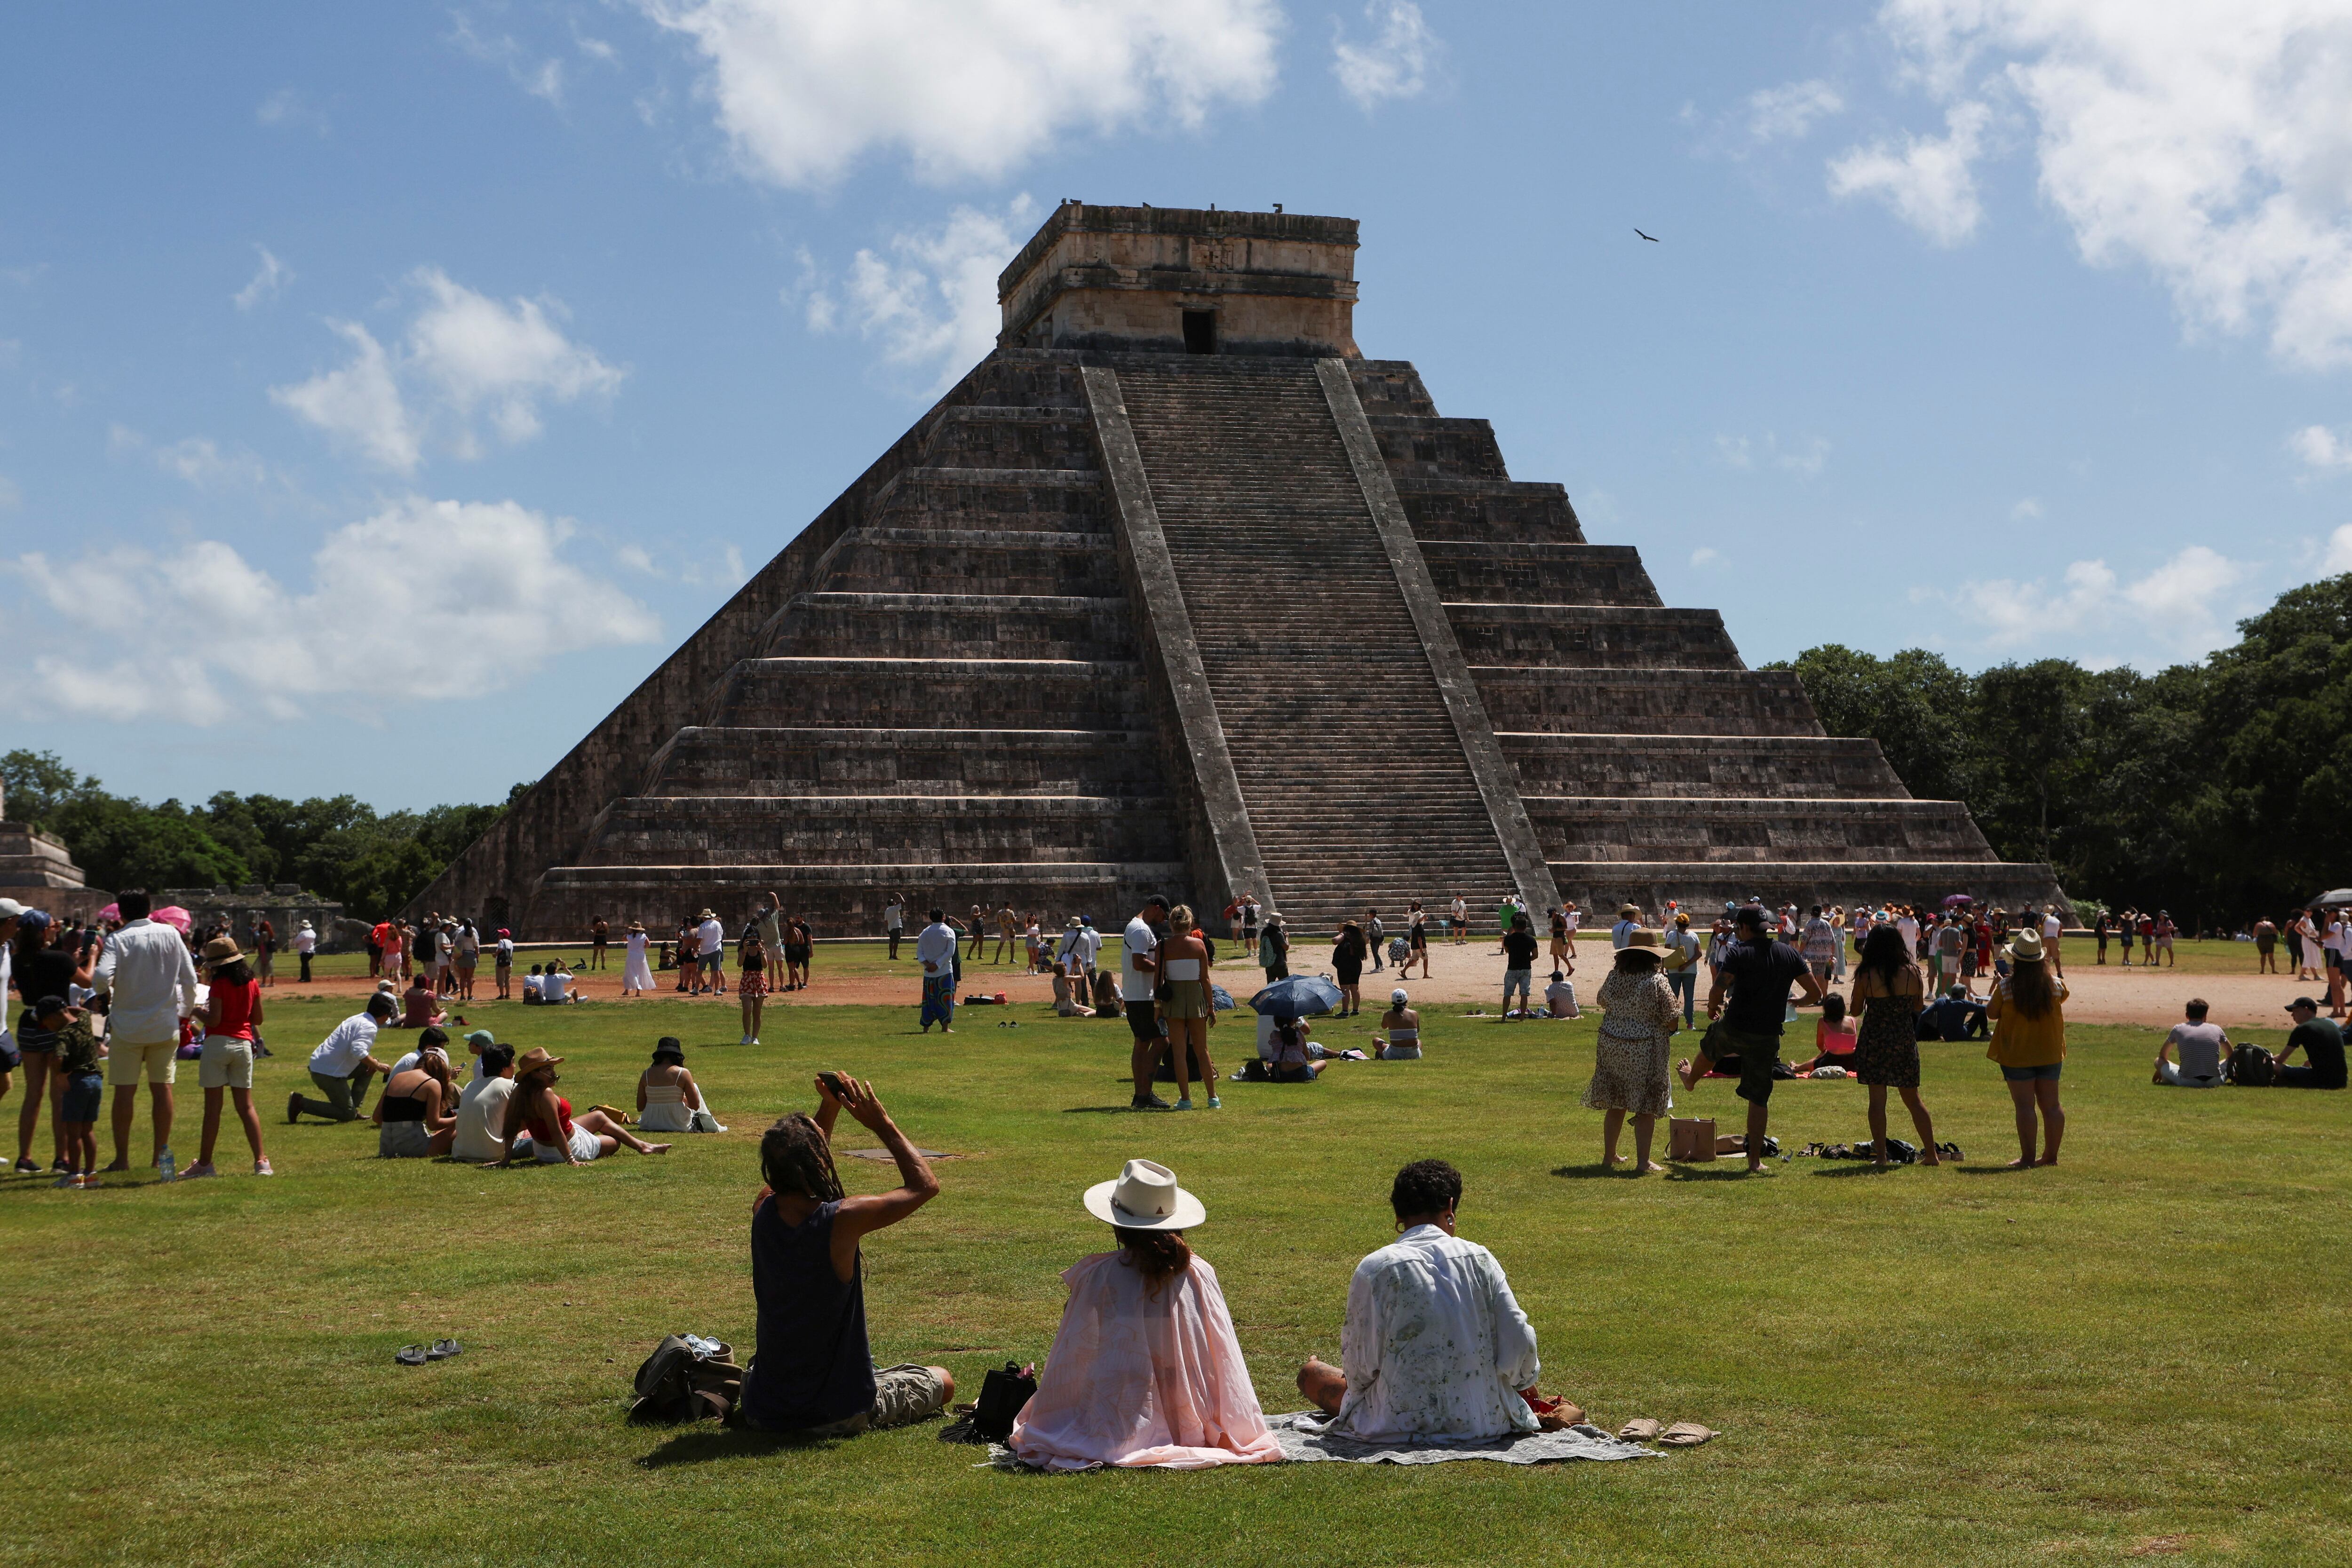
top-left (487, 1047), bottom-right (668, 1166)
top-left (1297, 1158), bottom-right (1571, 1440)
top-left (1009, 1158), bottom-right (1281, 1469)
top-left (735, 1075), bottom-right (954, 1436)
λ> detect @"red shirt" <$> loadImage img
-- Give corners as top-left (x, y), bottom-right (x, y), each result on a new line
top-left (527, 1093), bottom-right (574, 1146)
top-left (212, 978), bottom-right (261, 1041)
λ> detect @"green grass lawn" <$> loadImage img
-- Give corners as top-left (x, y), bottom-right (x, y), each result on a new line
top-left (2, 992), bottom-right (2345, 1566)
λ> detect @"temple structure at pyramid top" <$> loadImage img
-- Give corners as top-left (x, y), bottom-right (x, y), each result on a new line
top-left (409, 201), bottom-right (2065, 937)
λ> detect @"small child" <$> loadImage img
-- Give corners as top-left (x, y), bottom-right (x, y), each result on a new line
top-left (35, 996), bottom-right (105, 1189)
top-left (1791, 992), bottom-right (1859, 1073)
top-left (1544, 967), bottom-right (1580, 1020)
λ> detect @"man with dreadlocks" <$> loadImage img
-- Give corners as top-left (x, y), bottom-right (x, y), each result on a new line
top-left (736, 1075), bottom-right (956, 1436)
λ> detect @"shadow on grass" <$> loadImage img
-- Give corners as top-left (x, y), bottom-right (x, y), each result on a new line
top-left (1548, 1164), bottom-right (1635, 1180)
top-left (1063, 1105), bottom-right (1169, 1115)
top-left (1807, 1163), bottom-right (1898, 1177)
top-left (636, 1426), bottom-right (835, 1467)
top-left (1661, 1165), bottom-right (1767, 1181)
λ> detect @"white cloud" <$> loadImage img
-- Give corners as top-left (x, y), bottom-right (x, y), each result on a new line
top-left (804, 198), bottom-right (1033, 392)
top-left (271, 270), bottom-right (621, 470)
top-left (1, 498), bottom-right (659, 724)
top-left (255, 88), bottom-right (329, 135)
top-left (1943, 545), bottom-right (2255, 662)
top-left (1715, 432), bottom-right (1830, 476)
top-left (234, 245), bottom-right (291, 311)
top-left (153, 437), bottom-right (272, 490)
top-left (2325, 524), bottom-right (2352, 575)
top-left (2011, 497), bottom-right (2043, 519)
top-left (271, 321), bottom-right (419, 471)
top-left (2292, 425), bottom-right (2352, 472)
top-left (640, 0), bottom-right (1281, 188)
top-left (1828, 99), bottom-right (1990, 247)
top-left (1332, 0), bottom-right (1438, 111)
top-left (1846, 1), bottom-right (2352, 368)
top-left (450, 13), bottom-right (568, 105)
top-left (1690, 546), bottom-right (1721, 568)
top-left (1748, 79), bottom-right (1844, 143)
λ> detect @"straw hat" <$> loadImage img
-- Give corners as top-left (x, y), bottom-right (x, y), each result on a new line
top-left (200, 935), bottom-right (246, 968)
top-left (698, 908), bottom-right (716, 920)
top-left (1621, 927), bottom-right (1668, 953)
top-left (1618, 903), bottom-right (1641, 920)
top-left (1083, 1158), bottom-right (1205, 1231)
top-left (628, 920), bottom-right (645, 933)
top-left (513, 1046), bottom-right (565, 1078)
top-left (2006, 929), bottom-right (2046, 963)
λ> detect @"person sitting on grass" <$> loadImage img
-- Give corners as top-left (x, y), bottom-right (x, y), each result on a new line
top-left (290, 993), bottom-right (398, 1123)
top-left (1369, 989), bottom-right (1422, 1059)
top-left (1678, 903), bottom-right (1822, 1175)
top-left (488, 1047), bottom-right (669, 1166)
top-left (1544, 967), bottom-right (1580, 1020)
top-left (1265, 1015), bottom-right (1323, 1082)
top-left (2153, 998), bottom-right (2229, 1088)
top-left (373, 1048), bottom-right (457, 1159)
top-left (1010, 1158), bottom-right (1281, 1469)
top-left (1297, 1158), bottom-right (1566, 1440)
top-left (522, 964), bottom-right (547, 1004)
top-left (1788, 992), bottom-right (1860, 1074)
top-left (1051, 965), bottom-right (1095, 1017)
top-left (735, 1075), bottom-right (955, 1436)
top-left (450, 1043), bottom-right (517, 1163)
top-left (636, 1037), bottom-right (720, 1133)
top-left (541, 960), bottom-right (578, 1004)
top-left (400, 973), bottom-right (445, 1029)
top-left (390, 1025), bottom-right (451, 1077)
top-left (2274, 998), bottom-right (2347, 1089)
top-left (1917, 984), bottom-right (1990, 1042)
top-left (30, 997), bottom-right (104, 1189)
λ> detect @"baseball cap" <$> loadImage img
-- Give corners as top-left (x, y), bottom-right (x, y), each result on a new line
top-left (2287, 997), bottom-right (2320, 1011)
top-left (0, 898), bottom-right (25, 919)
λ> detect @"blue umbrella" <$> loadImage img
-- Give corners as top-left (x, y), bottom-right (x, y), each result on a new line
top-left (1249, 975), bottom-right (1343, 1019)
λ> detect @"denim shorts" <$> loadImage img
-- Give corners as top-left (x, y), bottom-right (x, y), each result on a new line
top-left (2000, 1063), bottom-right (2062, 1082)
top-left (60, 1071), bottom-right (104, 1123)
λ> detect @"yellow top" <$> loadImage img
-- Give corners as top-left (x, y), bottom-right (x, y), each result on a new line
top-left (1986, 974), bottom-right (2068, 1068)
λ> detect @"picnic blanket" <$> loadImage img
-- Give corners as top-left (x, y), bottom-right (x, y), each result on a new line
top-left (985, 1414), bottom-right (1657, 1470)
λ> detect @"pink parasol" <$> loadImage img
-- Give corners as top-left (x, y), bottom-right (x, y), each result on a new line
top-left (152, 905), bottom-right (193, 934)
top-left (96, 902), bottom-right (120, 923)
top-left (1941, 894), bottom-right (1974, 908)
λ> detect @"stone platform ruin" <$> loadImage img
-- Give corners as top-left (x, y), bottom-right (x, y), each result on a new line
top-left (410, 202), bottom-right (2065, 937)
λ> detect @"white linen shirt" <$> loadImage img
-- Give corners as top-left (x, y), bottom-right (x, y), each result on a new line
top-left (696, 919), bottom-right (723, 957)
top-left (1333, 1225), bottom-right (1541, 1442)
top-left (1120, 915), bottom-right (1160, 1003)
top-left (93, 918), bottom-right (199, 1045)
top-left (309, 1012), bottom-right (381, 1077)
top-left (914, 921), bottom-right (958, 979)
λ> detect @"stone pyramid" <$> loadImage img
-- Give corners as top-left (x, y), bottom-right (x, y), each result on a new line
top-left (411, 202), bottom-right (2064, 937)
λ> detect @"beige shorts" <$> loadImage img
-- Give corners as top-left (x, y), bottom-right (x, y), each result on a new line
top-left (199, 1037), bottom-right (254, 1090)
top-left (780, 1363), bottom-right (950, 1436)
top-left (107, 1038), bottom-right (178, 1087)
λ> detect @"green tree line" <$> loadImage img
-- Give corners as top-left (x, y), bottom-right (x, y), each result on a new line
top-left (0, 749), bottom-right (521, 922)
top-left (1766, 574), bottom-right (2352, 927)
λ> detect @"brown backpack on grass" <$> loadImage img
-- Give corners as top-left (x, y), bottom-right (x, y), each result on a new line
top-left (628, 1335), bottom-right (742, 1425)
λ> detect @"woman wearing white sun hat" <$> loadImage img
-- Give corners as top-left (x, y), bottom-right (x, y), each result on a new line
top-left (1009, 1159), bottom-right (1283, 1470)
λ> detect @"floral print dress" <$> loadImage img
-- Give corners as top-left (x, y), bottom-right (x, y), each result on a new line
top-left (1581, 969), bottom-right (1678, 1117)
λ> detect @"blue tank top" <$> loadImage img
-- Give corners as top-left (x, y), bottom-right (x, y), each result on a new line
top-left (743, 1196), bottom-right (874, 1431)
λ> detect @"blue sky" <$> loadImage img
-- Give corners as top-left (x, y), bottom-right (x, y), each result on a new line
top-left (6, 1), bottom-right (2352, 811)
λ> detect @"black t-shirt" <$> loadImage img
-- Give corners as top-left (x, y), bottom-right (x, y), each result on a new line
top-left (13, 945), bottom-right (77, 1006)
top-left (1503, 929), bottom-right (1538, 967)
top-left (2288, 1019), bottom-right (2347, 1089)
top-left (1719, 938), bottom-right (1809, 1035)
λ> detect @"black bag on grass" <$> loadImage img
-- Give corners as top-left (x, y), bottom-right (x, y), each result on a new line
top-left (971, 1362), bottom-right (1037, 1441)
top-left (629, 1334), bottom-right (742, 1425)
top-left (2226, 1045), bottom-right (2275, 1086)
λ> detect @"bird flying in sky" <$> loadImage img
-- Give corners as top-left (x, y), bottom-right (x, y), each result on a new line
top-left (1635, 229), bottom-right (1659, 242)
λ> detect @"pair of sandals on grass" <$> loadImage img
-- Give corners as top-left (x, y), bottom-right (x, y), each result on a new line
top-left (394, 1341), bottom-right (463, 1366)
top-left (1615, 1418), bottom-right (1716, 1447)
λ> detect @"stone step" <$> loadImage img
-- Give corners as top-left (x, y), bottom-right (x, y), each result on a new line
top-left (1366, 414), bottom-right (1511, 480)
top-left (1348, 359), bottom-right (1441, 419)
top-left (645, 725), bottom-right (1164, 798)
top-left (536, 860), bottom-right (1190, 933)
top-left (1472, 668), bottom-right (1824, 737)
top-left (1419, 542), bottom-right (1663, 606)
top-left (717, 657), bottom-right (1145, 730)
top-left (1546, 861), bottom-right (2075, 916)
top-left (1445, 603), bottom-right (1742, 669)
top-left (770, 591), bottom-right (1137, 660)
top-left (1393, 476), bottom-right (1585, 544)
top-left (580, 793), bottom-right (1182, 867)
top-left (1521, 796), bottom-right (1995, 862)
top-left (866, 466), bottom-right (1109, 534)
top-left (826, 527), bottom-right (1123, 596)
top-left (1498, 734), bottom-right (1911, 799)
top-left (920, 408), bottom-right (1101, 471)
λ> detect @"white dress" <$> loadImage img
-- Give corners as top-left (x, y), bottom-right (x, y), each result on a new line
top-left (622, 933), bottom-right (655, 991)
top-left (638, 1083), bottom-right (694, 1132)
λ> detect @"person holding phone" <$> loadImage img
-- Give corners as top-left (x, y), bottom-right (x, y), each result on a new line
top-left (736, 1075), bottom-right (955, 1436)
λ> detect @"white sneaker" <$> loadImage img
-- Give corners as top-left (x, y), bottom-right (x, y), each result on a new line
top-left (749, 1036), bottom-right (760, 1046)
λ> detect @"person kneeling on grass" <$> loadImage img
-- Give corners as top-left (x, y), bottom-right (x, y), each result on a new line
top-left (488, 1047), bottom-right (669, 1166)
top-left (1297, 1158), bottom-right (1569, 1439)
top-left (290, 993), bottom-right (398, 1123)
top-left (374, 1048), bottom-right (457, 1158)
top-left (735, 1074), bottom-right (954, 1436)
top-left (1009, 1158), bottom-right (1282, 1469)
top-left (2153, 998), bottom-right (2229, 1088)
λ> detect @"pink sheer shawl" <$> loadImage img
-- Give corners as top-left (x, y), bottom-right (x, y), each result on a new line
top-left (1009, 1251), bottom-right (1283, 1470)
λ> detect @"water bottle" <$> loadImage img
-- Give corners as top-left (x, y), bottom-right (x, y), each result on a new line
top-left (156, 1147), bottom-right (177, 1183)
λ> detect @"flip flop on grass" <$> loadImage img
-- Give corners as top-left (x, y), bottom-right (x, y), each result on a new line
top-left (426, 1340), bottom-right (462, 1361)
top-left (1658, 1422), bottom-right (1717, 1447)
top-left (1617, 1417), bottom-right (1661, 1441)
top-left (394, 1346), bottom-right (429, 1366)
